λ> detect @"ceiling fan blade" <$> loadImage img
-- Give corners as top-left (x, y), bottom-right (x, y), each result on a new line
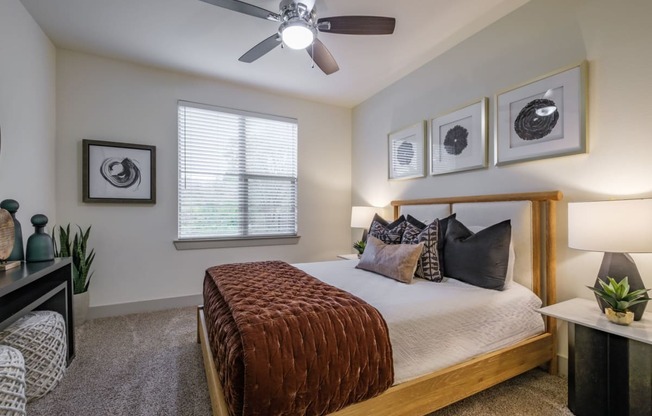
top-left (199, 0), bottom-right (280, 21)
top-left (307, 39), bottom-right (339, 75)
top-left (317, 16), bottom-right (396, 35)
top-left (239, 34), bottom-right (282, 63)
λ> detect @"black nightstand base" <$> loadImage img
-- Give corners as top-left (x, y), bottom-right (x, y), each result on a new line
top-left (569, 323), bottom-right (652, 416)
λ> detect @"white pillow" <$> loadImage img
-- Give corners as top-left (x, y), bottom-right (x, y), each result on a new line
top-left (468, 226), bottom-right (515, 288)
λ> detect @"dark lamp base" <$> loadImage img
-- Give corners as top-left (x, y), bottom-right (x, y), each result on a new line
top-left (594, 252), bottom-right (648, 321)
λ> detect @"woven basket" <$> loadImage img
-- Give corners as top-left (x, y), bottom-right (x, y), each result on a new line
top-left (0, 311), bottom-right (66, 401)
top-left (0, 345), bottom-right (26, 416)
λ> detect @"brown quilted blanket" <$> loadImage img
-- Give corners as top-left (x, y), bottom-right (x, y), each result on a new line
top-left (203, 261), bottom-right (393, 416)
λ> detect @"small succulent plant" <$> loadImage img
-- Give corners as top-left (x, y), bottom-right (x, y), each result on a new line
top-left (587, 276), bottom-right (650, 313)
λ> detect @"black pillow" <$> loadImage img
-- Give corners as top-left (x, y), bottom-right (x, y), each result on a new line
top-left (436, 213), bottom-right (456, 269)
top-left (443, 218), bottom-right (511, 290)
top-left (368, 214), bottom-right (406, 244)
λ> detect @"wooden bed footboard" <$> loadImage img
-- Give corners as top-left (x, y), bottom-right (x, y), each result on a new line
top-left (198, 305), bottom-right (553, 416)
top-left (197, 306), bottom-right (230, 416)
top-left (331, 333), bottom-right (553, 416)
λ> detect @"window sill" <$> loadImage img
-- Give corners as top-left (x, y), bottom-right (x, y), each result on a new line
top-left (173, 235), bottom-right (301, 250)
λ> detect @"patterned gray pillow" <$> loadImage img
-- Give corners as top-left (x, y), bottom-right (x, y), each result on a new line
top-left (401, 216), bottom-right (424, 243)
top-left (401, 216), bottom-right (442, 282)
top-left (368, 214), bottom-right (406, 244)
top-left (401, 214), bottom-right (455, 282)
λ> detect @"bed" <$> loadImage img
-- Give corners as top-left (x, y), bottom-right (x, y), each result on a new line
top-left (197, 191), bottom-right (562, 416)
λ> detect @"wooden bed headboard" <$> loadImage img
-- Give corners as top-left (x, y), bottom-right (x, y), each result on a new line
top-left (391, 190), bottom-right (562, 364)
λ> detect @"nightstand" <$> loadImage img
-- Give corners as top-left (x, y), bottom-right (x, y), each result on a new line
top-left (538, 298), bottom-right (652, 416)
top-left (337, 254), bottom-right (359, 260)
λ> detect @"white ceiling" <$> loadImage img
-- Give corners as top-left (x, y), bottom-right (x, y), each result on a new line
top-left (20, 0), bottom-right (528, 107)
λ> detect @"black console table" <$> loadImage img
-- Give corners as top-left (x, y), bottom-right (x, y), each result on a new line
top-left (0, 258), bottom-right (75, 365)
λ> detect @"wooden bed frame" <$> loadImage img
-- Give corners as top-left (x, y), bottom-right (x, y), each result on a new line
top-left (197, 190), bottom-right (562, 416)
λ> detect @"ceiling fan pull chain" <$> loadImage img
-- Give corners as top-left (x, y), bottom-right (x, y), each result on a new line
top-left (311, 42), bottom-right (315, 69)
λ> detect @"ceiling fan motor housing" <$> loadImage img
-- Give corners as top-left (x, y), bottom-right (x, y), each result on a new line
top-left (278, 1), bottom-right (317, 49)
top-left (279, 0), bottom-right (313, 17)
top-left (199, 0), bottom-right (395, 74)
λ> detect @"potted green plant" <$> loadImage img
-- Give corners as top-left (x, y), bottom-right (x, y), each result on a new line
top-left (587, 276), bottom-right (651, 325)
top-left (353, 240), bottom-right (366, 257)
top-left (53, 224), bottom-right (95, 326)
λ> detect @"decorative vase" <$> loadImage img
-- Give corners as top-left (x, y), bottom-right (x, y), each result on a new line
top-left (0, 209), bottom-right (18, 270)
top-left (0, 199), bottom-right (24, 261)
top-left (25, 214), bottom-right (54, 262)
top-left (605, 308), bottom-right (634, 326)
top-left (73, 291), bottom-right (90, 326)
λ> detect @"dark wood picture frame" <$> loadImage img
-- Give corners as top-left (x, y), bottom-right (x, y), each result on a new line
top-left (82, 139), bottom-right (156, 204)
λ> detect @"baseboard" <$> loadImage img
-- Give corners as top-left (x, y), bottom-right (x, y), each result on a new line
top-left (88, 294), bottom-right (203, 319)
top-left (557, 355), bottom-right (568, 378)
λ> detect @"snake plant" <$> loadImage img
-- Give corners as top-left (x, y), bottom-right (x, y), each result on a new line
top-left (53, 224), bottom-right (95, 294)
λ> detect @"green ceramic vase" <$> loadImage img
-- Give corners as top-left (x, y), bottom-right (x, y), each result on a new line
top-left (26, 214), bottom-right (54, 262)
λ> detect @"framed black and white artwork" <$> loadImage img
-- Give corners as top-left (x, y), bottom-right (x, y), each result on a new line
top-left (388, 122), bottom-right (425, 180)
top-left (83, 139), bottom-right (156, 203)
top-left (495, 61), bottom-right (587, 166)
top-left (430, 98), bottom-right (487, 176)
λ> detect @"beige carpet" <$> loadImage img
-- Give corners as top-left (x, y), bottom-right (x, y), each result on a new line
top-left (27, 307), bottom-right (211, 416)
top-left (27, 307), bottom-right (571, 416)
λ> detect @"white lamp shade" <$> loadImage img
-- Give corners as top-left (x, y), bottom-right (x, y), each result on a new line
top-left (568, 199), bottom-right (652, 253)
top-left (351, 206), bottom-right (377, 229)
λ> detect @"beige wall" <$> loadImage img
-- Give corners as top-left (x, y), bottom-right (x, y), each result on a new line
top-left (9, 0), bottom-right (652, 366)
top-left (55, 50), bottom-right (352, 308)
top-left (0, 0), bottom-right (57, 235)
top-left (352, 0), bottom-right (652, 366)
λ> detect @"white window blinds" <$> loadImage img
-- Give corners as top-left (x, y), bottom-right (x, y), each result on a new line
top-left (178, 101), bottom-right (298, 239)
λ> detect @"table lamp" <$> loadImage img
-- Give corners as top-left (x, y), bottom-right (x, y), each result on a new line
top-left (568, 199), bottom-right (652, 321)
top-left (351, 206), bottom-right (377, 242)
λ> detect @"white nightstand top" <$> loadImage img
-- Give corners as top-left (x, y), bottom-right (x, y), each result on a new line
top-left (538, 298), bottom-right (652, 345)
top-left (337, 254), bottom-right (360, 260)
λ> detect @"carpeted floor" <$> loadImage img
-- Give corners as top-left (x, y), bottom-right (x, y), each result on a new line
top-left (27, 307), bottom-right (572, 416)
top-left (28, 307), bottom-right (211, 416)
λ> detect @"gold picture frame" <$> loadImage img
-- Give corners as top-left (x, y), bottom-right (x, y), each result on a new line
top-left (430, 98), bottom-right (488, 176)
top-left (388, 122), bottom-right (426, 180)
top-left (495, 61), bottom-right (588, 166)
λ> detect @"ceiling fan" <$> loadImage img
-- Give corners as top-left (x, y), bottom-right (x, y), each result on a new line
top-left (199, 0), bottom-right (396, 75)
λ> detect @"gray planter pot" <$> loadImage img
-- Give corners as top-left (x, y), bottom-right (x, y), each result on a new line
top-left (73, 291), bottom-right (89, 326)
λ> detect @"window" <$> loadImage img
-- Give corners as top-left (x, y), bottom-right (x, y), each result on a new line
top-left (177, 101), bottom-right (298, 241)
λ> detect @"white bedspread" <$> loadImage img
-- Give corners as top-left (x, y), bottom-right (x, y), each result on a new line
top-left (294, 260), bottom-right (545, 384)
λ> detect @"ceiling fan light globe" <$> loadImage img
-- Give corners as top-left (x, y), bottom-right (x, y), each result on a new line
top-left (281, 24), bottom-right (314, 50)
